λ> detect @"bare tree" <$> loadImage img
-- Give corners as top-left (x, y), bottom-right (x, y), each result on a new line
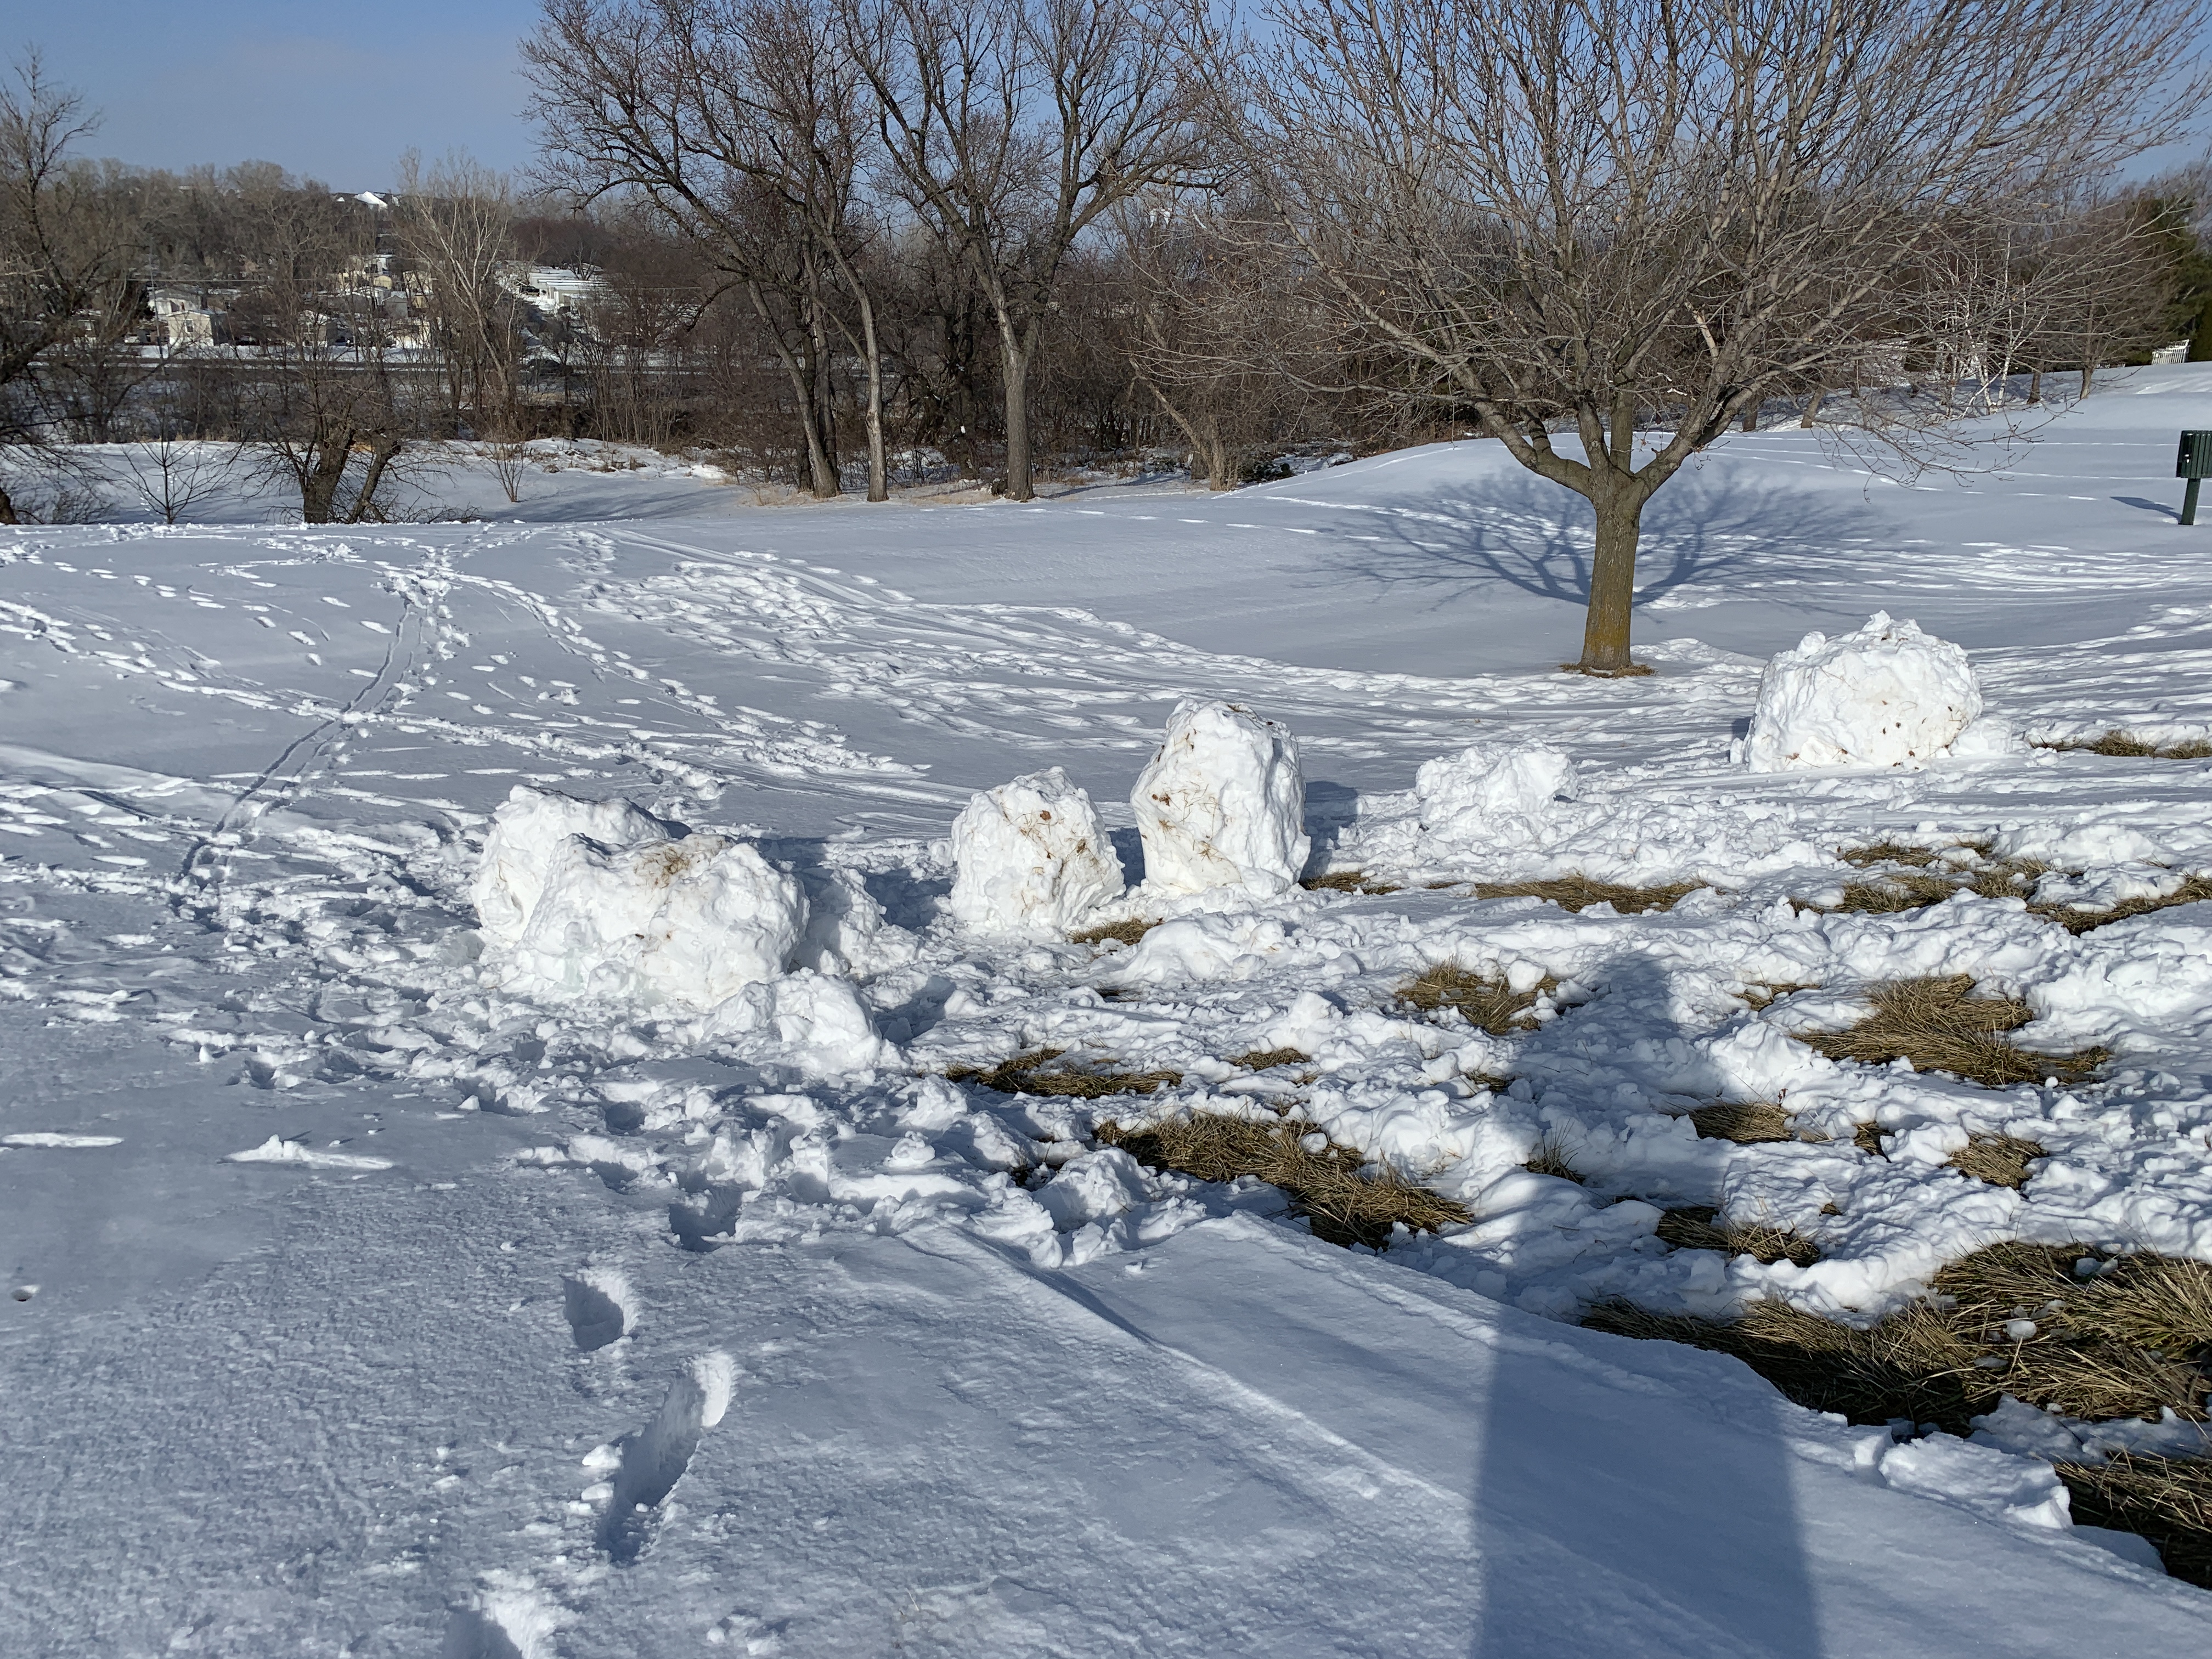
top-left (845, 0), bottom-right (1205, 500)
top-left (0, 56), bottom-right (140, 523)
top-left (526, 0), bottom-right (882, 499)
top-left (1208, 0), bottom-right (2210, 673)
top-left (396, 152), bottom-right (527, 443)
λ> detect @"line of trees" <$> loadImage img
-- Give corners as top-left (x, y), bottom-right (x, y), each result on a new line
top-left (5, 4), bottom-right (2211, 663)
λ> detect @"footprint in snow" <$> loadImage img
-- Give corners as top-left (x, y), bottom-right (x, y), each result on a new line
top-left (597, 1352), bottom-right (737, 1564)
top-left (561, 1269), bottom-right (635, 1352)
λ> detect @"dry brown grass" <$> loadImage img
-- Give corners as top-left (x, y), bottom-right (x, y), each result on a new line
top-left (1946, 1132), bottom-right (2047, 1189)
top-left (1523, 1137), bottom-right (1586, 1183)
top-left (947, 1047), bottom-right (1182, 1099)
top-left (1097, 1111), bottom-right (1471, 1249)
top-left (1590, 1240), bottom-right (2212, 1432)
top-left (2032, 874), bottom-right (2212, 935)
top-left (1684, 1101), bottom-right (1796, 1144)
top-left (2036, 729), bottom-right (2212, 760)
top-left (1796, 975), bottom-right (2108, 1088)
top-left (1301, 870), bottom-right (1403, 895)
top-left (1839, 841), bottom-right (1948, 868)
top-left (1230, 1047), bottom-right (1309, 1071)
top-left (1470, 874), bottom-right (1701, 914)
top-left (1740, 981), bottom-right (1819, 1012)
top-left (1071, 918), bottom-right (1158, 946)
top-left (1654, 1206), bottom-right (1821, 1267)
top-left (2058, 1453), bottom-right (2212, 1588)
top-left (1854, 1120), bottom-right (1889, 1157)
top-left (1398, 964), bottom-right (1556, 1035)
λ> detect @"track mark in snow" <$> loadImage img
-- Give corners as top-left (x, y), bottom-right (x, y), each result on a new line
top-left (561, 1269), bottom-right (635, 1351)
top-left (1, 1132), bottom-right (122, 1148)
top-left (597, 1351), bottom-right (736, 1563)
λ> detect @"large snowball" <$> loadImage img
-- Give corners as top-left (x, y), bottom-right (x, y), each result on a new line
top-left (500, 831), bottom-right (807, 1009)
top-left (470, 786), bottom-right (670, 947)
top-left (1131, 700), bottom-right (1308, 896)
top-left (1745, 612), bottom-right (1983, 771)
top-left (948, 768), bottom-right (1124, 936)
top-left (1415, 740), bottom-right (1572, 856)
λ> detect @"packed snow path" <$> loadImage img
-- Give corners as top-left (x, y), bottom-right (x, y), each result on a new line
top-left (8, 371), bottom-right (2212, 1653)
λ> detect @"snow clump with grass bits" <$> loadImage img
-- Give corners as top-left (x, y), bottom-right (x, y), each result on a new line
top-left (1131, 699), bottom-right (1308, 896)
top-left (1744, 612), bottom-right (1984, 771)
top-left (1414, 740), bottom-right (1576, 858)
top-left (474, 786), bottom-right (808, 1009)
top-left (947, 767), bottom-right (1124, 936)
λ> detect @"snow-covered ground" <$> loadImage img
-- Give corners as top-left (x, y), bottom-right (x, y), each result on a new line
top-left (9, 371), bottom-right (2212, 1654)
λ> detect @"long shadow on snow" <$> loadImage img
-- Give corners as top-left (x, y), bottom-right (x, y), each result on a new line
top-left (1306, 465), bottom-right (1891, 614)
top-left (1467, 952), bottom-right (1821, 1654)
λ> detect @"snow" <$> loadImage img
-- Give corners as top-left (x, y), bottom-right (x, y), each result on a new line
top-left (947, 766), bottom-right (1124, 936)
top-left (1745, 611), bottom-right (1985, 770)
top-left (10, 369), bottom-right (2212, 1650)
top-left (1131, 698), bottom-right (1309, 896)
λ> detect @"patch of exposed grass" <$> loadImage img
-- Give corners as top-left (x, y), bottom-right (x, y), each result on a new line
top-left (1071, 917), bottom-right (1158, 947)
top-left (1654, 1206), bottom-right (1821, 1267)
top-left (1301, 870), bottom-right (1403, 895)
top-left (1097, 1112), bottom-right (1471, 1249)
top-left (1740, 981), bottom-right (1819, 1012)
top-left (1588, 1240), bottom-right (2212, 1434)
top-left (1839, 841), bottom-right (1946, 868)
top-left (1796, 974), bottom-right (2108, 1088)
top-left (1683, 1101), bottom-right (1795, 1144)
top-left (1230, 1047), bottom-right (1308, 1070)
top-left (947, 1047), bottom-right (1182, 1099)
top-left (1806, 854), bottom-right (2048, 917)
top-left (1470, 874), bottom-right (1700, 914)
top-left (1523, 1137), bottom-right (1586, 1183)
top-left (2058, 1453), bottom-right (2212, 1588)
top-left (1398, 964), bottom-right (1558, 1035)
top-left (1946, 1132), bottom-right (2046, 1189)
top-left (2032, 873), bottom-right (2212, 935)
top-left (2036, 729), bottom-right (2212, 760)
top-left (1854, 1120), bottom-right (1889, 1157)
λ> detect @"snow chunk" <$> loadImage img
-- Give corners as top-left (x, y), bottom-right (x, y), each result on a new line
top-left (1745, 612), bottom-right (1983, 771)
top-left (948, 767), bottom-right (1124, 936)
top-left (1415, 740), bottom-right (1574, 856)
top-left (502, 832), bottom-right (806, 1009)
top-left (1036, 1148), bottom-right (1152, 1228)
top-left (471, 786), bottom-right (671, 947)
top-left (226, 1135), bottom-right (394, 1171)
top-left (1130, 699), bottom-right (1308, 896)
top-left (1875, 1432), bottom-right (2072, 1531)
top-left (701, 970), bottom-right (898, 1073)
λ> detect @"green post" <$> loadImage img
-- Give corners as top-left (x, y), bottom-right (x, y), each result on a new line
top-left (2178, 432), bottom-right (2212, 522)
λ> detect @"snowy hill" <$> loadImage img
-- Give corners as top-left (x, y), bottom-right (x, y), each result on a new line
top-left (7, 371), bottom-right (2212, 1654)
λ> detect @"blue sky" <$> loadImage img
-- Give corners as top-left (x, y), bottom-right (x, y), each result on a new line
top-left (21, 2), bottom-right (544, 188)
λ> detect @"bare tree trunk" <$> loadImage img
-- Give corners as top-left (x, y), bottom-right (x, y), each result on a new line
top-left (1740, 408), bottom-right (1757, 432)
top-left (0, 483), bottom-right (15, 524)
top-left (2081, 363), bottom-right (2096, 398)
top-left (856, 288), bottom-right (888, 502)
top-left (2027, 367), bottom-right (2043, 404)
top-left (1000, 322), bottom-right (1035, 500)
top-left (1576, 489), bottom-right (1648, 675)
top-left (300, 439), bottom-right (352, 523)
top-left (1800, 387), bottom-right (1825, 427)
top-left (748, 280), bottom-right (839, 498)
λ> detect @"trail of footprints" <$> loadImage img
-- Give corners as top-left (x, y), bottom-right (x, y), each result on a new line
top-left (449, 1269), bottom-right (737, 1652)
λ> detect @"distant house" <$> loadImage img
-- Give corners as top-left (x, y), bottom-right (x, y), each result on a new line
top-left (145, 285), bottom-right (226, 348)
top-left (500, 264), bottom-right (608, 318)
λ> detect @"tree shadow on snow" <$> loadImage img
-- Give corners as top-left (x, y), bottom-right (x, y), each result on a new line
top-left (1310, 465), bottom-right (1892, 613)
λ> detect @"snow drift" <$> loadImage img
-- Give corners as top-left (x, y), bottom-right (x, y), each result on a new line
top-left (948, 767), bottom-right (1124, 936)
top-left (470, 786), bottom-right (673, 946)
top-left (1745, 612), bottom-right (1983, 771)
top-left (1130, 700), bottom-right (1308, 896)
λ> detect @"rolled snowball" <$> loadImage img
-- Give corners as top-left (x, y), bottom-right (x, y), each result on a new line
top-left (1131, 699), bottom-right (1308, 896)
